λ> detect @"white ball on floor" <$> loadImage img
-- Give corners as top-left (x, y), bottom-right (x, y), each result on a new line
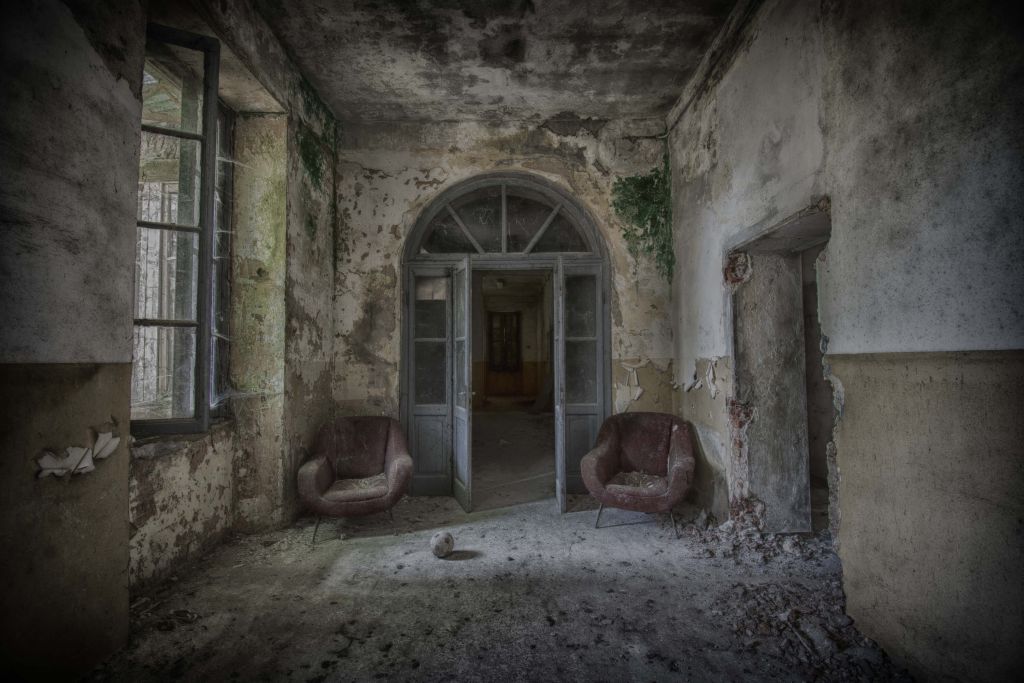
top-left (431, 531), bottom-right (454, 558)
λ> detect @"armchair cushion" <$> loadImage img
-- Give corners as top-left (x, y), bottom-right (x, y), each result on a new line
top-left (606, 471), bottom-right (669, 498)
top-left (323, 473), bottom-right (389, 504)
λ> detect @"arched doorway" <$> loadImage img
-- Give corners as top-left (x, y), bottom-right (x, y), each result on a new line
top-left (401, 172), bottom-right (611, 512)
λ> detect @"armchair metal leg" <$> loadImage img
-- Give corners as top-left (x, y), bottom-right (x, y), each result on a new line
top-left (594, 503), bottom-right (605, 529)
top-left (669, 511), bottom-right (679, 539)
top-left (387, 508), bottom-right (394, 522)
top-left (311, 516), bottom-right (322, 546)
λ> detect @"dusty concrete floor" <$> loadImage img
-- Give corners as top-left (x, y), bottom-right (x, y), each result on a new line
top-left (473, 411), bottom-right (555, 511)
top-left (94, 497), bottom-right (909, 682)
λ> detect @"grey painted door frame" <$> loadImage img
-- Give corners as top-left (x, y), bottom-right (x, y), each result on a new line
top-left (400, 173), bottom-right (612, 511)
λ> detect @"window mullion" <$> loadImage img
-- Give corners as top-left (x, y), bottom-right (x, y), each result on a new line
top-left (192, 39), bottom-right (220, 432)
top-left (524, 203), bottom-right (561, 254)
top-left (501, 183), bottom-right (507, 254)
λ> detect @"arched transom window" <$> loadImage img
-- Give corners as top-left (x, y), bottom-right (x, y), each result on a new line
top-left (415, 182), bottom-right (593, 256)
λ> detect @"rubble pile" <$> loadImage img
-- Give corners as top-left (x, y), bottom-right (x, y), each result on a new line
top-left (680, 506), bottom-right (831, 564)
top-left (709, 580), bottom-right (911, 681)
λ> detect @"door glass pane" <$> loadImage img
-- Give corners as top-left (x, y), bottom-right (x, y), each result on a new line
top-left (142, 47), bottom-right (204, 134)
top-left (415, 277), bottom-right (448, 338)
top-left (422, 212), bottom-right (475, 253)
top-left (565, 275), bottom-right (597, 338)
top-left (455, 339), bottom-right (467, 408)
top-left (134, 227), bottom-right (198, 321)
top-left (566, 340), bottom-right (597, 403)
top-left (131, 325), bottom-right (196, 419)
top-left (138, 132), bottom-right (202, 226)
top-left (454, 269), bottom-right (466, 331)
top-left (506, 191), bottom-right (553, 252)
top-left (451, 187), bottom-right (502, 252)
top-left (533, 214), bottom-right (588, 252)
top-left (415, 341), bottom-right (446, 404)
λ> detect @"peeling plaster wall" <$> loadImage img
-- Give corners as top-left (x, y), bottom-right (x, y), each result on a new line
top-left (192, 0), bottom-right (339, 526)
top-left (282, 113), bottom-right (336, 520)
top-left (229, 114), bottom-right (288, 531)
top-left (0, 365), bottom-right (132, 677)
top-left (0, 1), bottom-right (142, 365)
top-left (667, 0), bottom-right (1024, 678)
top-left (0, 1), bottom-right (144, 675)
top-left (333, 117), bottom-right (674, 419)
top-left (129, 423), bottom-right (237, 588)
top-left (124, 0), bottom-right (340, 586)
top-left (829, 352), bottom-right (1024, 682)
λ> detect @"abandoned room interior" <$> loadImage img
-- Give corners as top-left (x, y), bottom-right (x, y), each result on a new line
top-left (1, 0), bottom-right (1022, 680)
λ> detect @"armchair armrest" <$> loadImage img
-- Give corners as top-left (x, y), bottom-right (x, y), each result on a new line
top-left (298, 453), bottom-right (334, 504)
top-left (665, 422), bottom-right (696, 493)
top-left (581, 421), bottom-right (620, 493)
top-left (383, 420), bottom-right (414, 490)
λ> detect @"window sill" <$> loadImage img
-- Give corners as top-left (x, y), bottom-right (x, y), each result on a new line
top-left (131, 417), bottom-right (235, 460)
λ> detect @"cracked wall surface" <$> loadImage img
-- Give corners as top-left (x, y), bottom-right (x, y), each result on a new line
top-left (254, 0), bottom-right (737, 121)
top-left (0, 1), bottom-right (144, 675)
top-left (127, 0), bottom-right (339, 587)
top-left (667, 0), bottom-right (1024, 678)
top-left (333, 116), bottom-right (674, 419)
top-left (129, 423), bottom-right (237, 588)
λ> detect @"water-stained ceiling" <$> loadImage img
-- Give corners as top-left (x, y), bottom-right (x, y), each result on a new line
top-left (255, 0), bottom-right (737, 122)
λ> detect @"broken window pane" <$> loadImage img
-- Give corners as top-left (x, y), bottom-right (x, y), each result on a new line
top-left (138, 132), bottom-right (201, 226)
top-left (566, 340), bottom-right (597, 404)
top-left (415, 277), bottom-right (448, 338)
top-left (134, 227), bottom-right (198, 322)
top-left (142, 48), bottom-right (204, 134)
top-left (422, 213), bottom-right (475, 253)
top-left (451, 186), bottom-right (502, 252)
top-left (533, 214), bottom-right (588, 252)
top-left (415, 341), bottom-right (446, 404)
top-left (131, 325), bottom-right (196, 420)
top-left (565, 275), bottom-right (597, 338)
top-left (506, 190), bottom-right (553, 252)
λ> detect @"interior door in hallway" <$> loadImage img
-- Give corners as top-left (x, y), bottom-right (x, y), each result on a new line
top-left (555, 260), bottom-right (605, 512)
top-left (452, 257), bottom-right (473, 511)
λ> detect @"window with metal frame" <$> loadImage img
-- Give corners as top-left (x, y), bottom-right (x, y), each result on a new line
top-left (131, 25), bottom-right (220, 436)
top-left (417, 184), bottom-right (591, 255)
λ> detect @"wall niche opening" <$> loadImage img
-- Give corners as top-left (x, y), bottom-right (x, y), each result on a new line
top-left (728, 203), bottom-right (834, 533)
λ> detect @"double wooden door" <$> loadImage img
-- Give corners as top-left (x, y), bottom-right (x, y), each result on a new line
top-left (406, 257), bottom-right (606, 512)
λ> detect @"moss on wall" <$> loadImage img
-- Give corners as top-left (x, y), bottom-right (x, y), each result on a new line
top-left (297, 123), bottom-right (326, 192)
top-left (611, 153), bottom-right (673, 281)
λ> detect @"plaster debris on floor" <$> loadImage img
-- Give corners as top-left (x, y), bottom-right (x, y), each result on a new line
top-left (93, 497), bottom-right (907, 682)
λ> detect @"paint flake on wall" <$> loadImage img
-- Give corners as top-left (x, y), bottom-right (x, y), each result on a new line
top-left (35, 429), bottom-right (120, 478)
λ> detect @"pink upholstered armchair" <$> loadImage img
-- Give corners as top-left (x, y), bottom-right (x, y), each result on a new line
top-left (580, 412), bottom-right (696, 535)
top-left (298, 417), bottom-right (413, 542)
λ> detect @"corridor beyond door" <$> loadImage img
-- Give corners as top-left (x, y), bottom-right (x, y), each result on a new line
top-left (472, 271), bottom-right (555, 510)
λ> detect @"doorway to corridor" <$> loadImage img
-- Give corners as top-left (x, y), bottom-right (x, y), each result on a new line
top-left (472, 271), bottom-right (555, 511)
top-left (401, 173), bottom-right (610, 513)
